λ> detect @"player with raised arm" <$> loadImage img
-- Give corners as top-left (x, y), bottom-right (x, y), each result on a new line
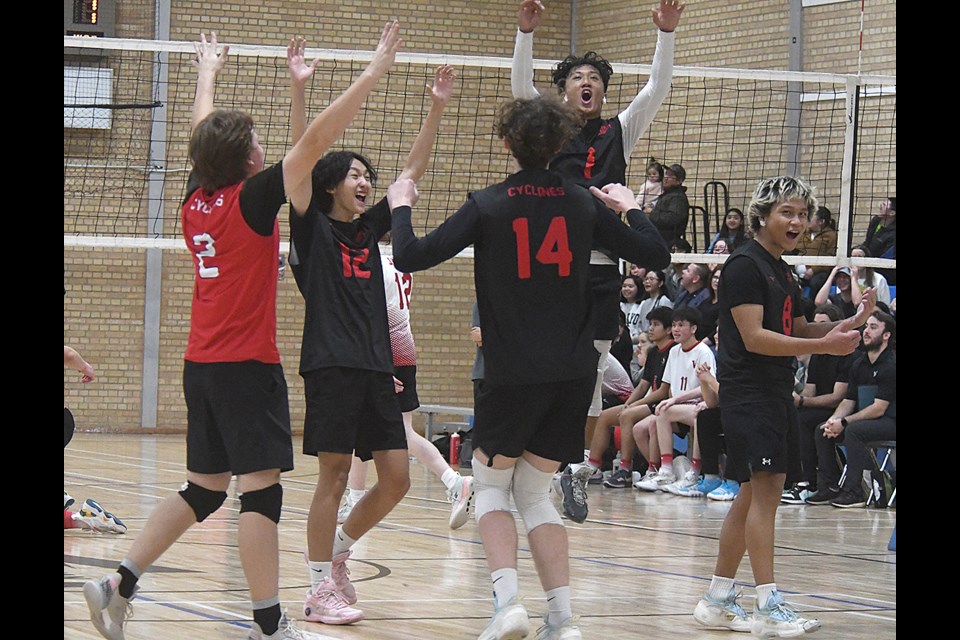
top-left (389, 96), bottom-right (670, 640)
top-left (83, 27), bottom-right (400, 640)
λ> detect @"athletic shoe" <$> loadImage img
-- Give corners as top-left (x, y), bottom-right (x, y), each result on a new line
top-left (676, 475), bottom-right (723, 498)
top-left (76, 499), bottom-right (128, 534)
top-left (603, 468), bottom-right (633, 489)
top-left (804, 487), bottom-right (841, 506)
top-left (248, 611), bottom-right (333, 639)
top-left (302, 577), bottom-right (363, 625)
top-left (673, 455), bottom-right (693, 480)
top-left (586, 468), bottom-right (603, 485)
top-left (561, 467), bottom-right (589, 523)
top-left (634, 467), bottom-right (676, 492)
top-left (665, 469), bottom-right (700, 495)
top-left (83, 572), bottom-right (136, 640)
top-left (781, 483), bottom-right (813, 505)
top-left (632, 468), bottom-right (657, 490)
top-left (535, 614), bottom-right (583, 639)
top-left (65, 490), bottom-right (76, 510)
top-left (331, 550), bottom-right (357, 605)
top-left (752, 590), bottom-right (821, 637)
top-left (707, 479), bottom-right (740, 501)
top-left (694, 591), bottom-right (753, 632)
top-left (337, 493), bottom-right (360, 524)
top-left (477, 598), bottom-right (530, 640)
top-left (448, 474), bottom-right (475, 529)
top-left (830, 489), bottom-right (866, 509)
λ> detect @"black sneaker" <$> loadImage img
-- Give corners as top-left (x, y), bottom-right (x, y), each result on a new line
top-left (780, 483), bottom-right (812, 505)
top-left (830, 489), bottom-right (866, 508)
top-left (805, 487), bottom-right (841, 505)
top-left (561, 467), bottom-right (589, 523)
top-left (603, 468), bottom-right (633, 489)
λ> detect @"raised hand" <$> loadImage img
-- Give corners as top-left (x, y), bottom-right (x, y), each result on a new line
top-left (287, 36), bottom-right (319, 87)
top-left (428, 65), bottom-right (457, 106)
top-left (820, 317), bottom-right (863, 356)
top-left (388, 178), bottom-right (419, 210)
top-left (652, 0), bottom-right (685, 33)
top-left (518, 0), bottom-right (545, 33)
top-left (851, 287), bottom-right (877, 326)
top-left (367, 21), bottom-right (403, 80)
top-left (591, 183), bottom-right (638, 214)
top-left (193, 32), bottom-right (230, 77)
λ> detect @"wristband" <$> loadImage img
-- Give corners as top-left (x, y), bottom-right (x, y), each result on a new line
top-left (840, 417), bottom-right (848, 427)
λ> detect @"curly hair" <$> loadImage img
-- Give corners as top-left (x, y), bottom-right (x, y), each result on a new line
top-left (189, 110), bottom-right (256, 192)
top-left (552, 51), bottom-right (614, 91)
top-left (309, 151), bottom-right (378, 214)
top-left (747, 176), bottom-right (818, 233)
top-left (496, 97), bottom-right (580, 170)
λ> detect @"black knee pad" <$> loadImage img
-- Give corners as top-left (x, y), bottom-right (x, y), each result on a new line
top-left (239, 483), bottom-right (283, 524)
top-left (178, 481), bottom-right (227, 522)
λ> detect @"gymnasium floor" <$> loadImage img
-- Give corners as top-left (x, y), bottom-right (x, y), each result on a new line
top-left (64, 434), bottom-right (896, 639)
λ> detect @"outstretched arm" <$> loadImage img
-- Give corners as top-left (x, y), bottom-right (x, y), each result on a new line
top-left (814, 266), bottom-right (839, 306)
top-left (191, 32), bottom-right (230, 132)
top-left (397, 65), bottom-right (457, 182)
top-left (287, 36), bottom-right (320, 146)
top-left (64, 346), bottom-right (95, 383)
top-left (511, 0), bottom-right (544, 99)
top-left (284, 21), bottom-right (402, 215)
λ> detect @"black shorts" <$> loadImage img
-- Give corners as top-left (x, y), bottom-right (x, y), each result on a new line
top-left (393, 365), bottom-right (420, 413)
top-left (302, 367), bottom-right (407, 461)
top-left (64, 407), bottom-right (76, 448)
top-left (721, 399), bottom-right (800, 484)
top-left (473, 375), bottom-right (594, 464)
top-left (183, 360), bottom-right (293, 475)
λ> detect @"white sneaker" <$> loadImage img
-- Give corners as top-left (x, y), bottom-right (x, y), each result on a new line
top-left (337, 494), bottom-right (360, 524)
top-left (477, 598), bottom-right (530, 640)
top-left (665, 469), bottom-right (700, 495)
top-left (753, 590), bottom-right (821, 637)
top-left (536, 615), bottom-right (582, 639)
top-left (83, 572), bottom-right (136, 640)
top-left (694, 591), bottom-right (753, 632)
top-left (75, 499), bottom-right (128, 534)
top-left (634, 468), bottom-right (676, 492)
top-left (65, 490), bottom-right (76, 510)
top-left (248, 611), bottom-right (336, 639)
top-left (448, 474), bottom-right (475, 529)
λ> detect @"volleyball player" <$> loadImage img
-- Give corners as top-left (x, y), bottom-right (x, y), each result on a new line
top-left (83, 27), bottom-right (401, 640)
top-left (511, 0), bottom-right (685, 520)
top-left (286, 45), bottom-right (456, 624)
top-left (389, 96), bottom-right (670, 640)
top-left (693, 177), bottom-right (875, 637)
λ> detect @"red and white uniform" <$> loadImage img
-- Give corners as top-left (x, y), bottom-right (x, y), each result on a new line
top-left (663, 341), bottom-right (716, 395)
top-left (381, 255), bottom-right (416, 367)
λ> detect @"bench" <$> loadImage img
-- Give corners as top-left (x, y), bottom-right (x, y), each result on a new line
top-left (416, 404), bottom-right (474, 442)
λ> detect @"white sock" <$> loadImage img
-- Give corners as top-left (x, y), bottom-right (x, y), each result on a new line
top-left (491, 568), bottom-right (518, 608)
top-left (440, 468), bottom-right (459, 490)
top-left (348, 488), bottom-right (365, 504)
top-left (545, 586), bottom-right (572, 627)
top-left (707, 575), bottom-right (735, 601)
top-left (308, 561), bottom-right (331, 589)
top-left (756, 583), bottom-right (778, 609)
top-left (706, 473), bottom-right (721, 481)
top-left (332, 526), bottom-right (358, 557)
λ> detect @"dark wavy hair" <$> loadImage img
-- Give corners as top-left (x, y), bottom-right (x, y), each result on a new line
top-left (496, 97), bottom-right (580, 170)
top-left (310, 151), bottom-right (378, 214)
top-left (552, 51), bottom-right (614, 91)
top-left (189, 110), bottom-right (256, 192)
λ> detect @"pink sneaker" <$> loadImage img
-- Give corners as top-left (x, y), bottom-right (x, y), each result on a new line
top-left (331, 551), bottom-right (357, 605)
top-left (303, 577), bottom-right (364, 625)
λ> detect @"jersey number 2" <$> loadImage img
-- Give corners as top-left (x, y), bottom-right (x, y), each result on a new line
top-left (511, 217), bottom-right (573, 280)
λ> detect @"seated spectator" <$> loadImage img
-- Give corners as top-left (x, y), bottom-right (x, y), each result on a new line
top-left (636, 158), bottom-right (664, 213)
top-left (628, 262), bottom-right (648, 283)
top-left (815, 266), bottom-right (861, 318)
top-left (635, 270), bottom-right (674, 334)
top-left (863, 197), bottom-right (896, 285)
top-left (698, 266), bottom-right (721, 345)
top-left (649, 163), bottom-right (689, 247)
top-left (808, 311), bottom-right (896, 508)
top-left (707, 239), bottom-right (729, 271)
top-left (707, 208), bottom-right (746, 253)
top-left (610, 311), bottom-right (635, 378)
top-left (780, 304), bottom-right (855, 504)
top-left (792, 205), bottom-right (838, 295)
top-left (620, 275), bottom-right (646, 345)
top-left (674, 262), bottom-right (712, 310)
top-left (851, 245), bottom-right (891, 306)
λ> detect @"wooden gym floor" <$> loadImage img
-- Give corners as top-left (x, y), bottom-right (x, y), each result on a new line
top-left (64, 434), bottom-right (896, 639)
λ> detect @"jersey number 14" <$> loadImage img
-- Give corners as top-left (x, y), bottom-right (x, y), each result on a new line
top-left (511, 216), bottom-right (573, 280)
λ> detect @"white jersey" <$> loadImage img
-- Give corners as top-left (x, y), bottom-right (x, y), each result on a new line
top-left (381, 255), bottom-right (416, 367)
top-left (663, 341), bottom-right (716, 395)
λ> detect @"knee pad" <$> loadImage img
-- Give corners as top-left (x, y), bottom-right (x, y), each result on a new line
top-left (472, 460), bottom-right (513, 523)
top-left (512, 458), bottom-right (562, 532)
top-left (239, 483), bottom-right (283, 524)
top-left (178, 481), bottom-right (227, 522)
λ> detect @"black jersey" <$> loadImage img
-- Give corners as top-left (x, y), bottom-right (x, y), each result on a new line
top-left (844, 348), bottom-right (896, 418)
top-left (717, 239), bottom-right (803, 405)
top-left (392, 168), bottom-right (670, 385)
top-left (289, 197), bottom-right (392, 375)
top-left (641, 339), bottom-right (675, 391)
top-left (806, 352), bottom-right (854, 397)
top-left (550, 117), bottom-right (627, 189)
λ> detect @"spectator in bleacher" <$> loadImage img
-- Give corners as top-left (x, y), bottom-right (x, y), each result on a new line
top-left (636, 158), bottom-right (664, 213)
top-left (610, 311), bottom-right (635, 379)
top-left (780, 304), bottom-right (854, 504)
top-left (662, 238), bottom-right (690, 300)
top-left (673, 262), bottom-right (711, 310)
top-left (635, 270), bottom-right (673, 334)
top-left (851, 245), bottom-right (891, 306)
top-left (620, 275), bottom-right (645, 345)
top-left (707, 208), bottom-right (746, 253)
top-left (863, 197), bottom-right (896, 285)
top-left (698, 266), bottom-right (722, 346)
top-left (792, 205), bottom-right (837, 295)
top-left (815, 265), bottom-right (860, 318)
top-left (649, 163), bottom-right (690, 247)
top-left (808, 310), bottom-right (896, 508)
